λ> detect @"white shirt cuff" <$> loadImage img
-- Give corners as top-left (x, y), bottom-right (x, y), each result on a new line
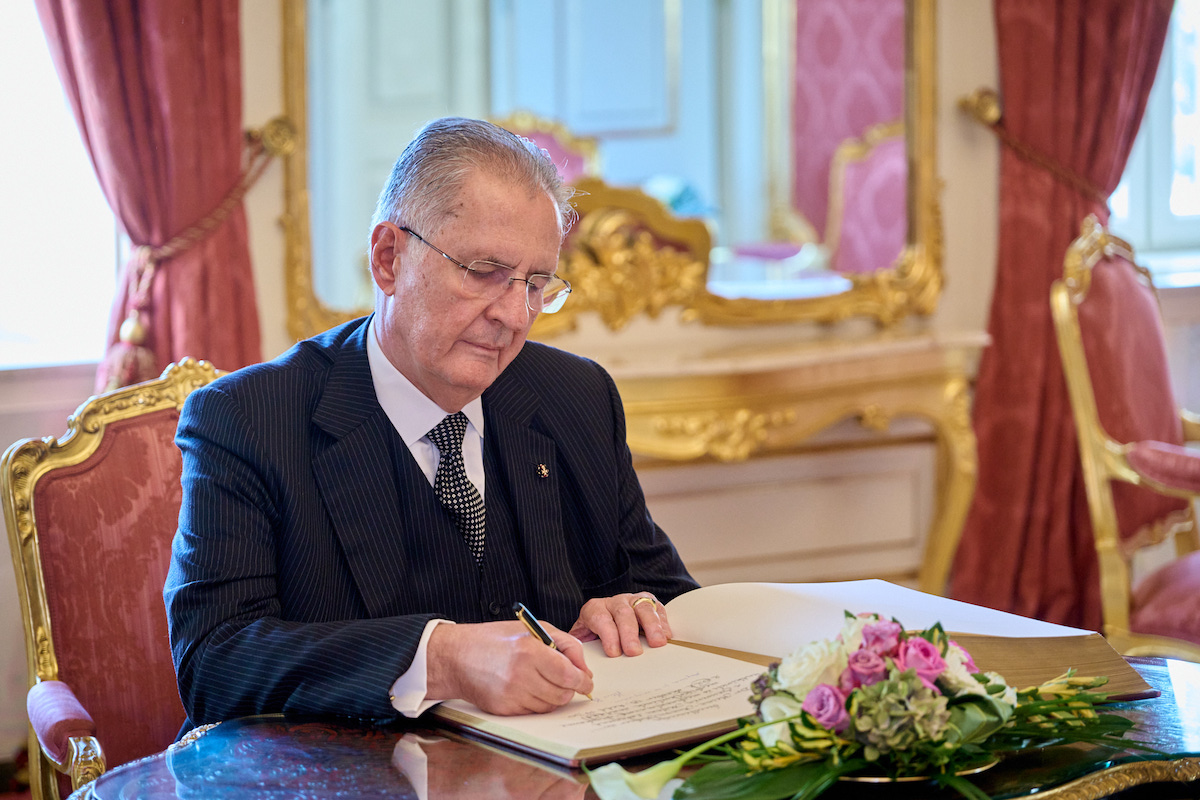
top-left (390, 618), bottom-right (453, 717)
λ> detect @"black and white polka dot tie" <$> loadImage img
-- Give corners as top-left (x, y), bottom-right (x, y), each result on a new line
top-left (427, 412), bottom-right (486, 564)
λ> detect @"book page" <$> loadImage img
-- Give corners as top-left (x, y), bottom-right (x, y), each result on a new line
top-left (434, 639), bottom-right (762, 762)
top-left (667, 580), bottom-right (1090, 659)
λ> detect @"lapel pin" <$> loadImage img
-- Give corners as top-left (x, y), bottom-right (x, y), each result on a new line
top-left (536, 463), bottom-right (549, 478)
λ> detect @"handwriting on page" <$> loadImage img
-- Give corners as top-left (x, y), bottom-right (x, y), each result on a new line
top-left (560, 670), bottom-right (758, 731)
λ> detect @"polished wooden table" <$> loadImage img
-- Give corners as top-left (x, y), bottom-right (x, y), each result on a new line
top-left (75, 658), bottom-right (1199, 799)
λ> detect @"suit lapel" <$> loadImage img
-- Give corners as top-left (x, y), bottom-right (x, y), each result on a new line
top-left (484, 370), bottom-right (578, 611)
top-left (311, 320), bottom-right (414, 618)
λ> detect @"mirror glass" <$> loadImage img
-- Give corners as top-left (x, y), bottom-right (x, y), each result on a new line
top-left (282, 0), bottom-right (940, 339)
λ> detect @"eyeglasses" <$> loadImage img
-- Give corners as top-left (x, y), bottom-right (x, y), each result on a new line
top-left (400, 227), bottom-right (572, 314)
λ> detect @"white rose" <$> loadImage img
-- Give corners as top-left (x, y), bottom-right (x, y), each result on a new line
top-left (757, 693), bottom-right (803, 748)
top-left (836, 613), bottom-right (879, 654)
top-left (939, 643), bottom-right (985, 696)
top-left (776, 639), bottom-right (842, 697)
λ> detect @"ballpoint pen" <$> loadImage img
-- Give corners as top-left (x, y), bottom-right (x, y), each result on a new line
top-left (513, 601), bottom-right (593, 700)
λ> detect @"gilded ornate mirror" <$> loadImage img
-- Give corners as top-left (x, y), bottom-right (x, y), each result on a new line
top-left (281, 0), bottom-right (939, 340)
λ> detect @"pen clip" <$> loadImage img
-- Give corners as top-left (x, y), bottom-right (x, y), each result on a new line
top-left (513, 601), bottom-right (557, 650)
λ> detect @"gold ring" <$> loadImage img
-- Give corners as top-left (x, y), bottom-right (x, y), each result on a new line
top-left (631, 596), bottom-right (656, 610)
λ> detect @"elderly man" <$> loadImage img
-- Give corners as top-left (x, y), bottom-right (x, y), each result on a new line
top-left (164, 117), bottom-right (698, 729)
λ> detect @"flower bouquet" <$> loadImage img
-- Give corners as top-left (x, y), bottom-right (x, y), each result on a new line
top-left (589, 612), bottom-right (1151, 800)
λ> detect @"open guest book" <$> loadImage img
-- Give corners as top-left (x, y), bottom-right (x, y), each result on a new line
top-left (429, 580), bottom-right (1154, 767)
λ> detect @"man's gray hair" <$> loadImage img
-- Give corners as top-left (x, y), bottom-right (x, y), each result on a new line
top-left (370, 116), bottom-right (576, 243)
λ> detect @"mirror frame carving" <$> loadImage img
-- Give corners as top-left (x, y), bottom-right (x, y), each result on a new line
top-left (281, 0), bottom-right (941, 340)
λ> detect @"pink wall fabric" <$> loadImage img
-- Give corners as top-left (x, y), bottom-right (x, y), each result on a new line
top-left (791, 0), bottom-right (904, 238)
top-left (34, 0), bottom-right (261, 389)
top-left (950, 0), bottom-right (1171, 629)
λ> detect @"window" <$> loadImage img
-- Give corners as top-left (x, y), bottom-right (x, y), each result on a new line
top-left (1111, 0), bottom-right (1200, 284)
top-left (0, 3), bottom-right (119, 369)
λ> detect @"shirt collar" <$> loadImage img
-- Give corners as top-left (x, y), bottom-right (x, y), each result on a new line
top-left (366, 317), bottom-right (485, 444)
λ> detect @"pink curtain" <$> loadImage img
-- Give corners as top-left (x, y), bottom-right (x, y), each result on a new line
top-left (35, 0), bottom-right (261, 390)
top-left (950, 0), bottom-right (1172, 628)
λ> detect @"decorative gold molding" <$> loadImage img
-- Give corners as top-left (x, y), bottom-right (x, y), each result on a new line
top-left (653, 408), bottom-right (798, 462)
top-left (34, 626), bottom-right (53, 678)
top-left (283, 0), bottom-right (942, 338)
top-left (531, 178), bottom-right (712, 338)
top-left (248, 115), bottom-right (298, 159)
top-left (1022, 757), bottom-right (1200, 800)
top-left (67, 736), bottom-right (105, 792)
top-left (1060, 215), bottom-right (1145, 305)
top-left (958, 86), bottom-right (1002, 126)
top-left (171, 722), bottom-right (221, 751)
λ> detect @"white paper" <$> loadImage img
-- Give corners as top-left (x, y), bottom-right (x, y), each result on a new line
top-left (666, 580), bottom-right (1090, 659)
top-left (438, 639), bottom-right (761, 751)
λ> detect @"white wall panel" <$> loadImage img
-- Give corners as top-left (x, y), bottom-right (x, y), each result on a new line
top-left (561, 0), bottom-right (674, 132)
top-left (637, 443), bottom-right (935, 587)
top-left (308, 0), bottom-right (488, 310)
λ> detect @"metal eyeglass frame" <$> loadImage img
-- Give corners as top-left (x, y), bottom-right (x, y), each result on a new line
top-left (399, 226), bottom-right (572, 314)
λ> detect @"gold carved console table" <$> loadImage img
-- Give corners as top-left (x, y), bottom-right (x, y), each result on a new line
top-left (595, 330), bottom-right (988, 597)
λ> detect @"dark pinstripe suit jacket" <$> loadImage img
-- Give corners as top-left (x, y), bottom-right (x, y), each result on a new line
top-left (164, 316), bottom-right (697, 727)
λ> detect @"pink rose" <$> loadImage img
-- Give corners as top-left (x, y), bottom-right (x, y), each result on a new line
top-left (802, 684), bottom-right (849, 733)
top-left (861, 621), bottom-right (902, 656)
top-left (840, 648), bottom-right (887, 692)
top-left (948, 641), bottom-right (978, 673)
top-left (896, 637), bottom-right (947, 689)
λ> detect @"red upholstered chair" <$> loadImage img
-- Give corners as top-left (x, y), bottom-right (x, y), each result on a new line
top-left (1051, 216), bottom-right (1200, 662)
top-left (492, 110), bottom-right (601, 184)
top-left (2, 359), bottom-right (223, 799)
top-left (824, 120), bottom-right (907, 275)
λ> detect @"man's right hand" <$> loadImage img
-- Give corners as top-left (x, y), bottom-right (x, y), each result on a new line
top-left (424, 621), bottom-right (594, 715)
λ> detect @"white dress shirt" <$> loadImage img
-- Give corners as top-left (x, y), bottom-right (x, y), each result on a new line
top-left (366, 318), bottom-right (486, 717)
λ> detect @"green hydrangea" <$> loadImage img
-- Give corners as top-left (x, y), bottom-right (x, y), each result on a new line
top-left (849, 669), bottom-right (950, 761)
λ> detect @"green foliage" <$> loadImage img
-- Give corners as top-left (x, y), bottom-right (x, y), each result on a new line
top-left (588, 614), bottom-right (1150, 800)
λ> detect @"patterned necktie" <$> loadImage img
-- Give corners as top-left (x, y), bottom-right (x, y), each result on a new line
top-left (426, 412), bottom-right (486, 564)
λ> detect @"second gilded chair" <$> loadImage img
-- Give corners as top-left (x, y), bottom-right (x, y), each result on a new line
top-left (1051, 215), bottom-right (1200, 662)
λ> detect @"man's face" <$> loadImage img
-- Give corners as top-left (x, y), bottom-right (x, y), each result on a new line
top-left (371, 169), bottom-right (562, 412)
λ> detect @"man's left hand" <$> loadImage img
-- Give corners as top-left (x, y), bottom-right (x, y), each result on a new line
top-left (568, 593), bottom-right (671, 657)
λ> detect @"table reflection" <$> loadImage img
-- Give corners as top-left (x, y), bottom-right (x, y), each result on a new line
top-left (707, 244), bottom-right (854, 301)
top-left (76, 658), bottom-right (1200, 800)
top-left (391, 734), bottom-right (586, 800)
top-left (1168, 659), bottom-right (1200, 752)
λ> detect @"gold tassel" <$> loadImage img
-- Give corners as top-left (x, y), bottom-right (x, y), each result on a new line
top-left (100, 309), bottom-right (159, 391)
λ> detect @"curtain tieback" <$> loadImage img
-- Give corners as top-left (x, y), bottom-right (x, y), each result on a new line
top-left (959, 88), bottom-right (1109, 208)
top-left (105, 116), bottom-right (297, 390)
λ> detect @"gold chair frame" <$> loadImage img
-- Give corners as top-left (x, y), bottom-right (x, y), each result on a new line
top-left (492, 110), bottom-right (602, 180)
top-left (2, 358), bottom-right (223, 799)
top-left (823, 119), bottom-right (906, 260)
top-left (1051, 215), bottom-right (1200, 661)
